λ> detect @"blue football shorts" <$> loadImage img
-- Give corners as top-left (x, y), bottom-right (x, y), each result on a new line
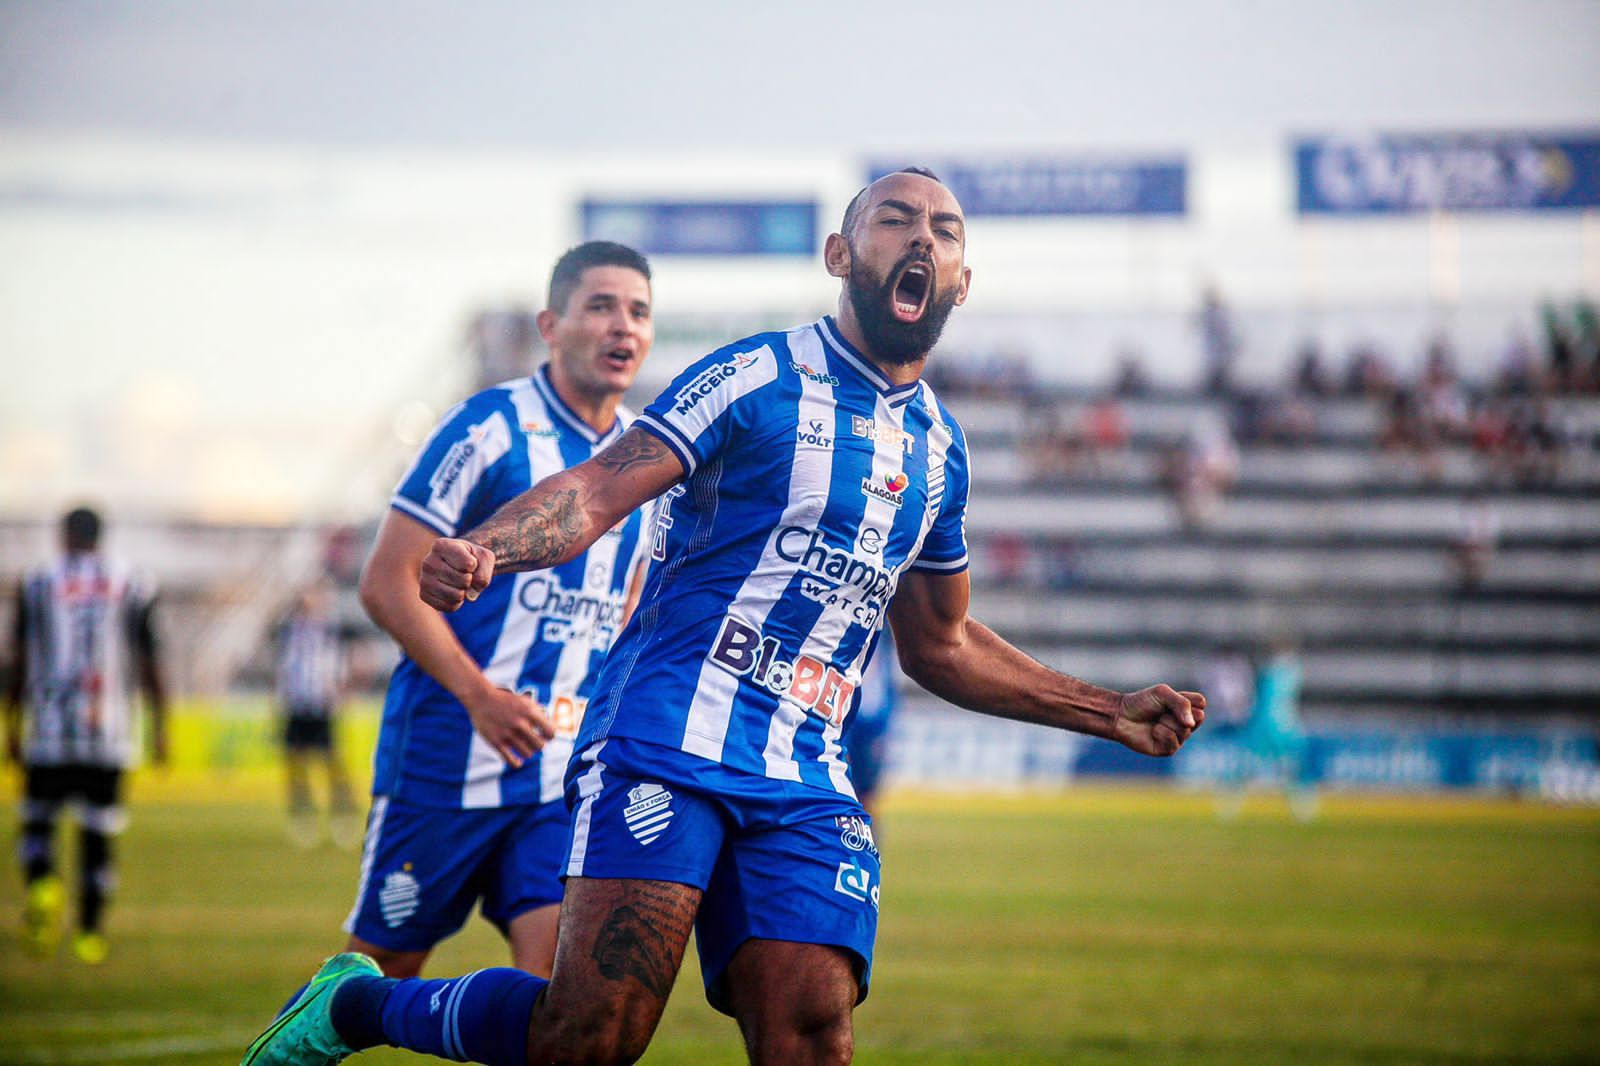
top-left (343, 794), bottom-right (569, 953)
top-left (563, 736), bottom-right (882, 1015)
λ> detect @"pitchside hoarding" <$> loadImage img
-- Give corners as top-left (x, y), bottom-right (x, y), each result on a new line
top-left (1296, 132), bottom-right (1600, 214)
top-left (581, 200), bottom-right (817, 256)
top-left (868, 157), bottom-right (1187, 217)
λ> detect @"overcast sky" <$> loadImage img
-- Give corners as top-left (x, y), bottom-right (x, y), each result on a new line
top-left (4, 0), bottom-right (1598, 153)
top-left (3, 0), bottom-right (1598, 523)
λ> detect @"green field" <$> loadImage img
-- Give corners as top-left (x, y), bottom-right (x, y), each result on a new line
top-left (2, 772), bottom-right (1597, 1065)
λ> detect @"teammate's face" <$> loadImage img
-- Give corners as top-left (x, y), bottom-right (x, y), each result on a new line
top-left (539, 265), bottom-right (654, 402)
top-left (828, 173), bottom-right (971, 365)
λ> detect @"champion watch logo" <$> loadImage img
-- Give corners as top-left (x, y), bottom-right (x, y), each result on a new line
top-left (623, 783), bottom-right (674, 846)
top-left (379, 867), bottom-right (421, 928)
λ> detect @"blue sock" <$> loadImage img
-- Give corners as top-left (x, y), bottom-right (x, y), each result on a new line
top-left (335, 968), bottom-right (544, 1065)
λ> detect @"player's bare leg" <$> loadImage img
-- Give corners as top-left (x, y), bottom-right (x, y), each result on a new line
top-left (527, 876), bottom-right (701, 1063)
top-left (507, 902), bottom-right (560, 978)
top-left (344, 935), bottom-right (430, 979)
top-left (724, 939), bottom-right (857, 1066)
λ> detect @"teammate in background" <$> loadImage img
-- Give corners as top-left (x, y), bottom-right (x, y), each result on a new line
top-left (336, 241), bottom-right (656, 982)
top-left (4, 506), bottom-right (168, 964)
top-left (275, 578), bottom-right (360, 849)
top-left (245, 170), bottom-right (1202, 1066)
top-left (842, 627), bottom-right (899, 821)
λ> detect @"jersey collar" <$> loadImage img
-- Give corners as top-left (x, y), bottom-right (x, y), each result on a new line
top-left (815, 317), bottom-right (922, 408)
top-left (534, 364), bottom-right (622, 446)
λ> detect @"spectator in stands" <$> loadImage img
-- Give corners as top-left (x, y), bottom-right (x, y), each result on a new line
top-left (1343, 341), bottom-right (1397, 399)
top-left (1196, 282), bottom-right (1240, 395)
top-left (1540, 301), bottom-right (1578, 391)
top-left (274, 577), bottom-right (360, 849)
top-left (1377, 387), bottom-right (1444, 483)
top-left (1574, 299), bottom-right (1600, 393)
top-left (1417, 335), bottom-right (1471, 444)
top-left (1492, 329), bottom-right (1540, 396)
top-left (1025, 401), bottom-right (1087, 481)
top-left (1449, 493), bottom-right (1501, 589)
top-left (1160, 412), bottom-right (1239, 529)
top-left (1113, 347), bottom-right (1153, 396)
top-left (1291, 339), bottom-right (1336, 399)
top-left (1081, 392), bottom-right (1131, 475)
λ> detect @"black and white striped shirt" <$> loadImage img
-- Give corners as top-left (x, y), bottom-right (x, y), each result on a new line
top-left (17, 553), bottom-right (157, 768)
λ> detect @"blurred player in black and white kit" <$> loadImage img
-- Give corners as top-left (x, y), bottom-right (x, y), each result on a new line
top-left (276, 578), bottom-right (359, 848)
top-left (4, 506), bottom-right (169, 964)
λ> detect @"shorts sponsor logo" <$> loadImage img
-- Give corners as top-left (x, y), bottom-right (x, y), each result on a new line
top-left (851, 415), bottom-right (915, 455)
top-left (796, 418), bottom-right (833, 449)
top-left (836, 815), bottom-right (878, 856)
top-left (790, 360), bottom-right (840, 386)
top-left (623, 783), bottom-right (674, 846)
top-left (672, 351), bottom-right (760, 416)
top-left (380, 867), bottom-right (421, 928)
top-left (835, 859), bottom-right (877, 908)
top-left (708, 616), bottom-right (857, 725)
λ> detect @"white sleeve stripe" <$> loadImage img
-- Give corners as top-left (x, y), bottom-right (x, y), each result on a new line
top-left (635, 414), bottom-right (699, 475)
top-left (908, 554), bottom-right (969, 573)
top-left (390, 498), bottom-right (455, 536)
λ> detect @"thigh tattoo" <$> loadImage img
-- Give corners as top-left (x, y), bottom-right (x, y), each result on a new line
top-left (589, 884), bottom-right (698, 1000)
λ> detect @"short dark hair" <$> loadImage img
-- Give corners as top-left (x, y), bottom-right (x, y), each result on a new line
top-left (840, 166), bottom-right (945, 240)
top-left (547, 241), bottom-right (652, 314)
top-left (62, 506), bottom-right (102, 549)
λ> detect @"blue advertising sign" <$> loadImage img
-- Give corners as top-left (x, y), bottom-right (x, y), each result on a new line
top-left (869, 158), bottom-right (1187, 217)
top-left (581, 200), bottom-right (817, 256)
top-left (1296, 133), bottom-right (1600, 214)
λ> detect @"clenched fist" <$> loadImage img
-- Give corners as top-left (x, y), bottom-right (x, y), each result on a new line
top-left (419, 538), bottom-right (498, 611)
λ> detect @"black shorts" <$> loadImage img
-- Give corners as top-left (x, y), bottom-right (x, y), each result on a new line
top-left (23, 764), bottom-right (125, 831)
top-left (284, 709), bottom-right (334, 752)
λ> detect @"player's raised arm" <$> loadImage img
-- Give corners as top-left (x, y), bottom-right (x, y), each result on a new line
top-left (888, 569), bottom-right (1206, 756)
top-left (419, 426), bottom-right (684, 611)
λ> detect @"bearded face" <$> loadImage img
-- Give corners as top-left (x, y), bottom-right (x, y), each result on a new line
top-left (845, 246), bottom-right (961, 366)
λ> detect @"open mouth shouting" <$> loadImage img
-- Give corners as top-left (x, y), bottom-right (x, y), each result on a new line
top-left (601, 345), bottom-right (636, 372)
top-left (892, 261), bottom-right (933, 323)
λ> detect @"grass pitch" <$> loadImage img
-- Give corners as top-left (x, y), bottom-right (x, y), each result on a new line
top-left (2, 772), bottom-right (1596, 1065)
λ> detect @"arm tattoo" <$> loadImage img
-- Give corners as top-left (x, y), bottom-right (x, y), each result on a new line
top-left (595, 427), bottom-right (673, 476)
top-left (589, 883), bottom-right (695, 999)
top-left (479, 487), bottom-right (584, 569)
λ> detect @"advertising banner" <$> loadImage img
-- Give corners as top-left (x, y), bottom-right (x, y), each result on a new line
top-left (1295, 133), bottom-right (1600, 214)
top-left (582, 200), bottom-right (817, 256)
top-left (868, 157), bottom-right (1186, 216)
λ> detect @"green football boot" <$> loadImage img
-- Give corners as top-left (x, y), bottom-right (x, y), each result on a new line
top-left (242, 953), bottom-right (382, 1065)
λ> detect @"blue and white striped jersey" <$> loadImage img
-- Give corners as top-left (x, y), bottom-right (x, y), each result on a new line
top-left (376, 366), bottom-right (652, 809)
top-left (579, 317), bottom-right (970, 797)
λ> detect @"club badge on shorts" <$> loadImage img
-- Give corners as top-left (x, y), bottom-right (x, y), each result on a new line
top-left (623, 783), bottom-right (674, 846)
